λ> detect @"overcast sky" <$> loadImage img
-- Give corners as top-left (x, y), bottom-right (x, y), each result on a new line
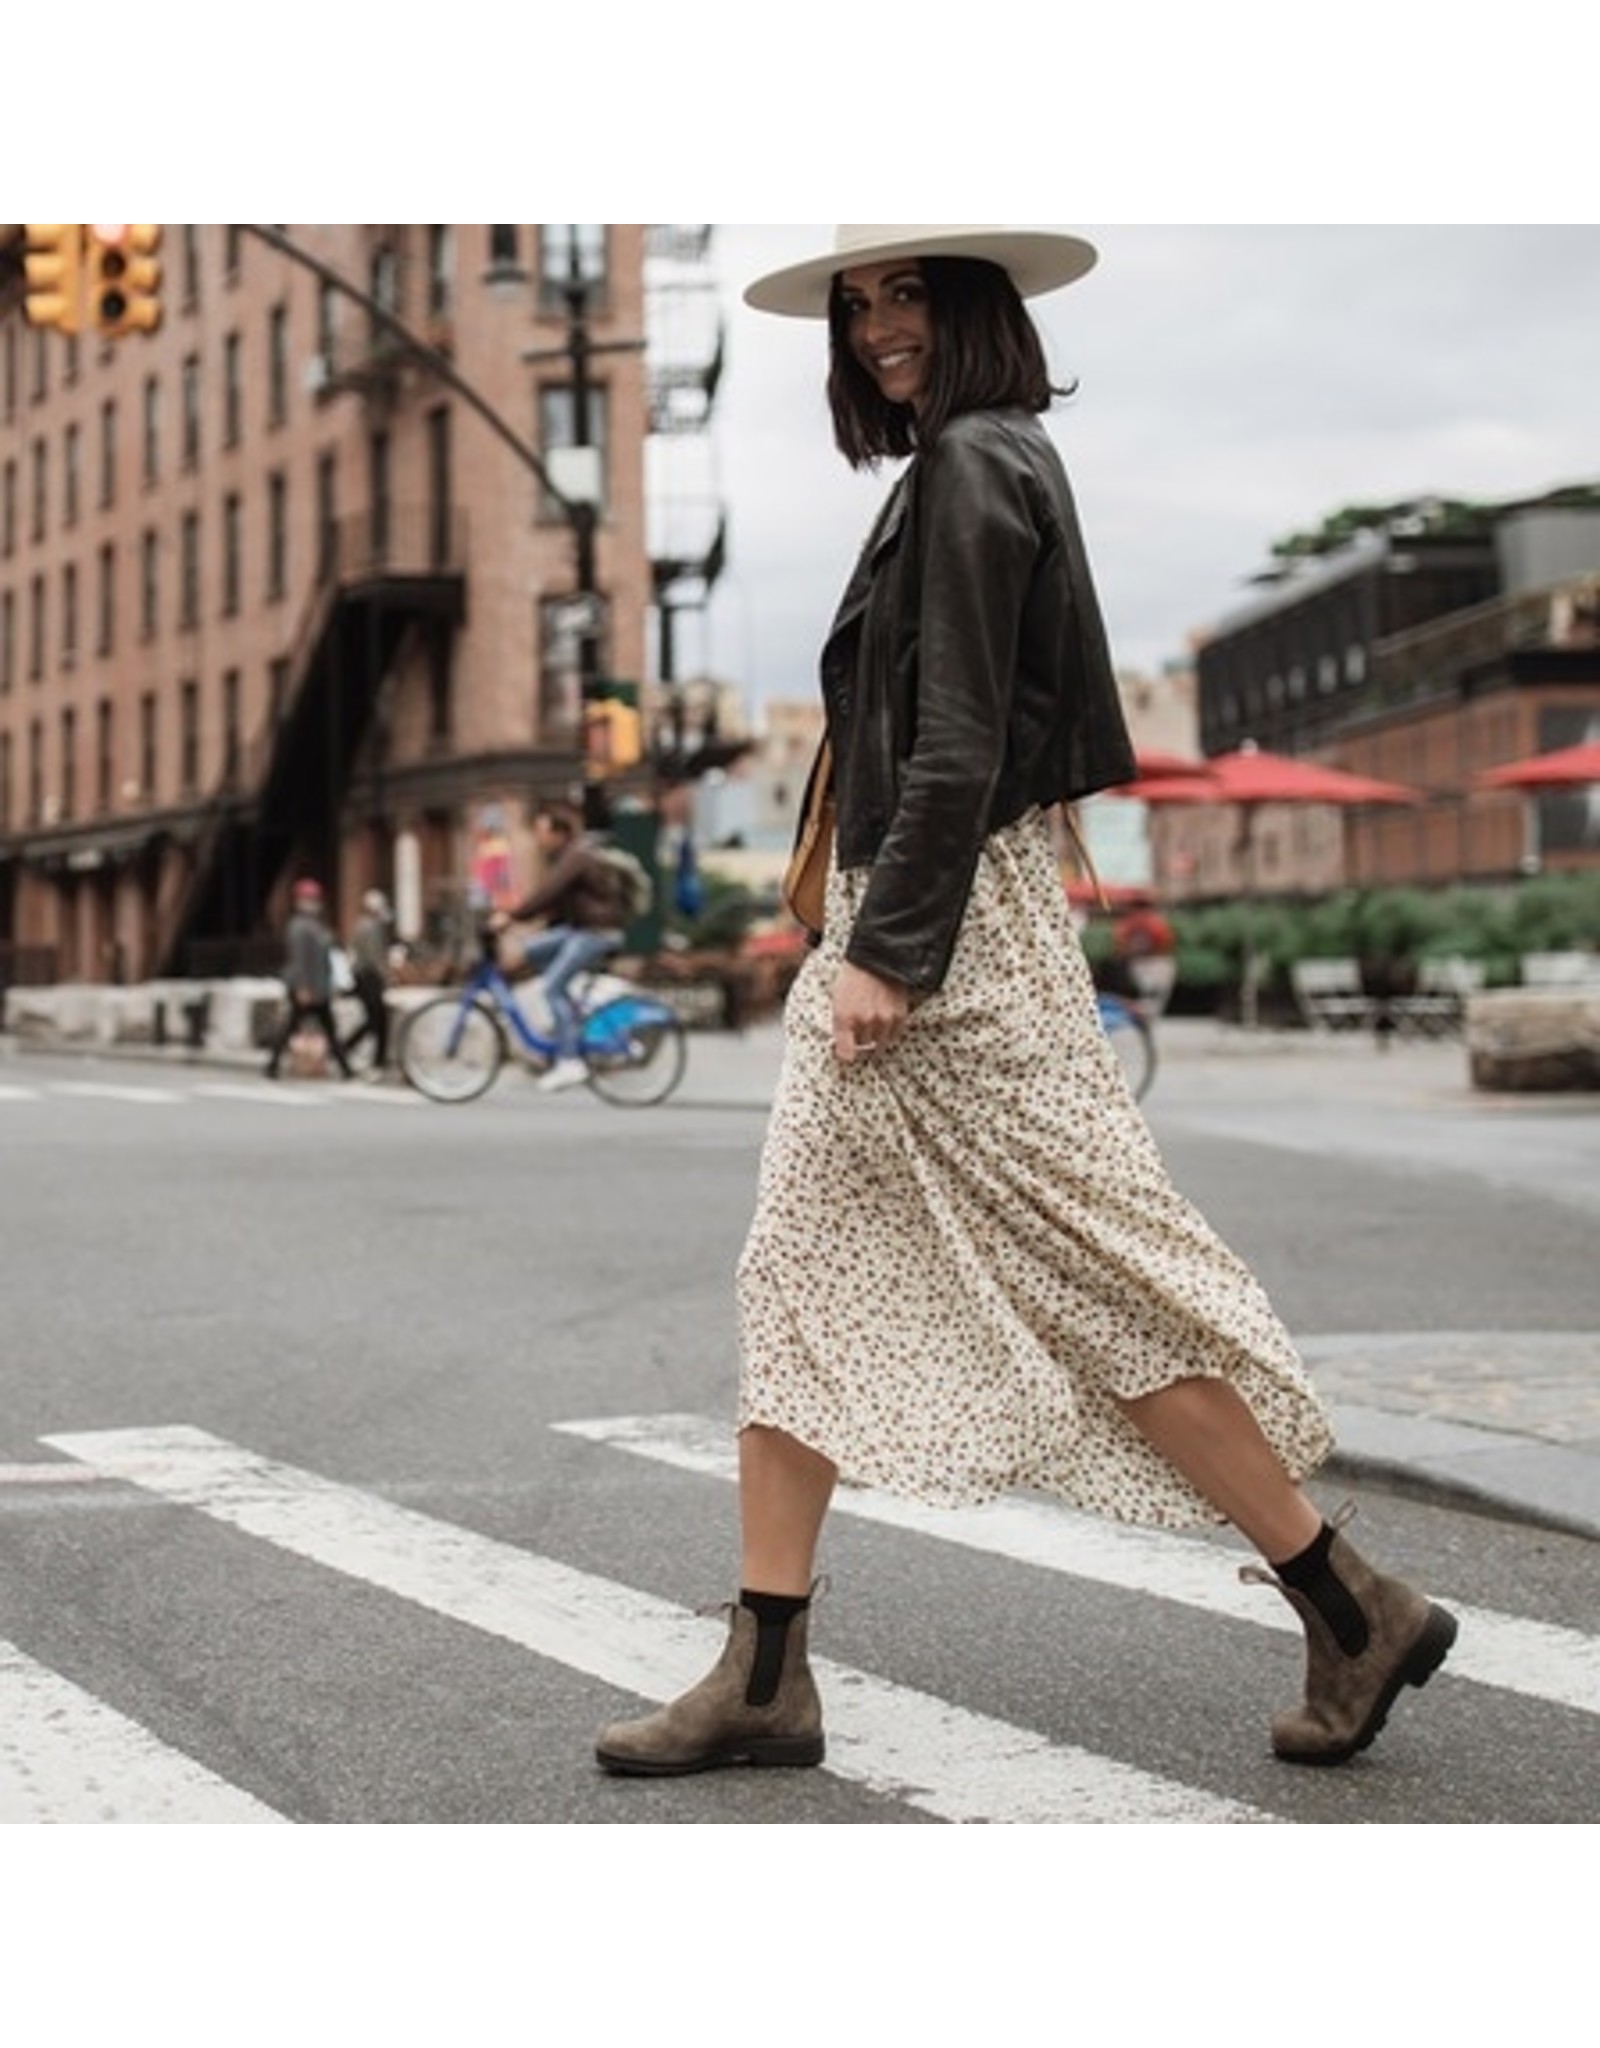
top-left (675, 226), bottom-right (1600, 717)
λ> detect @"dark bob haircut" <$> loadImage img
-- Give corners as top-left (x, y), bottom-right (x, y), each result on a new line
top-left (825, 256), bottom-right (1069, 468)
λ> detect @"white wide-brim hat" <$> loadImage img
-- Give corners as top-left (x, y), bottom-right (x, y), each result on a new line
top-left (744, 224), bottom-right (1098, 319)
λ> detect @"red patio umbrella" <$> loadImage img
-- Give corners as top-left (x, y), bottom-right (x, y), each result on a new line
top-left (1112, 743), bottom-right (1425, 1025)
top-left (1130, 747), bottom-right (1211, 782)
top-left (1474, 739), bottom-right (1600, 792)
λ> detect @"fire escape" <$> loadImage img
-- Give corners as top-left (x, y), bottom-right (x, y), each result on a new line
top-left (645, 226), bottom-right (738, 779)
top-left (161, 232), bottom-right (467, 973)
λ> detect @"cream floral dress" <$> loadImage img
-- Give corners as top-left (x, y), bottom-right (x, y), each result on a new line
top-left (737, 809), bottom-right (1334, 1529)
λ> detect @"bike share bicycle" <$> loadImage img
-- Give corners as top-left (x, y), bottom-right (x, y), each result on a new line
top-left (1096, 990), bottom-right (1156, 1102)
top-left (398, 927), bottom-right (688, 1106)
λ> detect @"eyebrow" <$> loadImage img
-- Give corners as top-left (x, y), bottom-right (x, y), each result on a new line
top-left (840, 267), bottom-right (924, 297)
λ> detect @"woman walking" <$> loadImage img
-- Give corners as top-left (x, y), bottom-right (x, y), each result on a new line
top-left (596, 226), bottom-right (1456, 1778)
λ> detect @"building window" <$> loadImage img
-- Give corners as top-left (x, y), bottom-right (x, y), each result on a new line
top-left (369, 246), bottom-right (399, 344)
top-left (368, 432), bottom-right (391, 561)
top-left (538, 383), bottom-right (610, 519)
top-left (59, 705), bottom-right (76, 820)
top-left (1345, 644), bottom-right (1367, 685)
top-left (139, 690), bottom-right (157, 798)
top-left (487, 225), bottom-right (519, 276)
top-left (0, 588), bottom-right (12, 693)
top-left (222, 667), bottom-right (241, 786)
top-left (539, 225), bottom-right (607, 311)
top-left (224, 227), bottom-right (242, 281)
top-left (97, 543), bottom-right (115, 655)
top-left (2, 325), bottom-right (14, 422)
top-left (99, 399), bottom-right (116, 507)
top-left (142, 375), bottom-right (160, 485)
top-left (28, 573), bottom-right (44, 680)
top-left (427, 227), bottom-right (453, 318)
top-left (140, 529), bottom-right (158, 639)
top-left (1, 458), bottom-right (13, 557)
top-left (63, 422), bottom-right (80, 526)
top-left (223, 332), bottom-right (242, 447)
top-left (181, 354), bottom-right (201, 468)
top-left (0, 731), bottom-right (10, 830)
top-left (317, 281), bottom-right (338, 362)
top-left (96, 698), bottom-right (113, 811)
top-left (30, 437), bottom-right (46, 541)
top-left (30, 330), bottom-right (47, 403)
top-left (222, 492), bottom-right (242, 615)
top-left (61, 561), bottom-right (77, 668)
top-left (538, 593), bottom-right (588, 740)
top-left (28, 717), bottom-right (42, 825)
top-left (268, 303), bottom-right (289, 426)
top-left (181, 227), bottom-right (200, 307)
top-left (267, 471), bottom-right (287, 598)
top-left (426, 625), bottom-right (451, 743)
top-left (316, 450), bottom-right (337, 578)
top-left (180, 679), bottom-right (200, 794)
top-left (179, 512), bottom-right (200, 629)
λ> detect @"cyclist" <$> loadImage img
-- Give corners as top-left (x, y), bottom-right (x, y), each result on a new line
top-left (487, 801), bottom-right (628, 1093)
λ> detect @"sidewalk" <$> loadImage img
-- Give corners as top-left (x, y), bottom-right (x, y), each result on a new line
top-left (7, 1008), bottom-right (1598, 1544)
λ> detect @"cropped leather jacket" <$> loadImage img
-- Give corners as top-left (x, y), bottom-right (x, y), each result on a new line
top-left (799, 408), bottom-right (1135, 993)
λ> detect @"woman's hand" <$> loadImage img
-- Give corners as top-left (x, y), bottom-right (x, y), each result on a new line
top-left (832, 961), bottom-right (912, 1065)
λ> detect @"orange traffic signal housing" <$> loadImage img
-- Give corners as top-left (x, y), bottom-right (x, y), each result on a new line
top-left (86, 223), bottom-right (163, 337)
top-left (23, 224), bottom-right (84, 333)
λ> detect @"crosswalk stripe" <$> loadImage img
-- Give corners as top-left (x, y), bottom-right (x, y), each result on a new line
top-left (556, 1413), bottom-right (1600, 1720)
top-left (43, 1424), bottom-right (1270, 1825)
top-left (0, 1639), bottom-right (284, 1823)
top-left (46, 1081), bottom-right (187, 1104)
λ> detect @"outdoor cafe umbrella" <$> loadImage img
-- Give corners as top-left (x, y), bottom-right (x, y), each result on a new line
top-left (1473, 738), bottom-right (1600, 791)
top-left (1112, 742), bottom-right (1425, 1025)
top-left (1473, 737), bottom-right (1600, 874)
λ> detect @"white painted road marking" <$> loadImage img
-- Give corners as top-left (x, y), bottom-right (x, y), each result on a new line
top-left (45, 1081), bottom-right (188, 1104)
top-left (557, 1413), bottom-right (1600, 1720)
top-left (0, 1639), bottom-right (284, 1823)
top-left (44, 1425), bottom-right (1270, 1824)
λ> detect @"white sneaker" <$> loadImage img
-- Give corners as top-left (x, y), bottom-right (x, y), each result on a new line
top-left (536, 1056), bottom-right (590, 1095)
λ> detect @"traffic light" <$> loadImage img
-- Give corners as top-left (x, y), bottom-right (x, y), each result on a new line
top-left (22, 224), bottom-right (84, 333)
top-left (86, 223), bottom-right (163, 337)
top-left (583, 680), bottom-right (642, 776)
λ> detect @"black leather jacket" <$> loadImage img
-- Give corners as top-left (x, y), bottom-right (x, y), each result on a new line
top-left (801, 408), bottom-right (1135, 993)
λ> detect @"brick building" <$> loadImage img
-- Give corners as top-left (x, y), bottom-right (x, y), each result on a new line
top-left (1152, 495), bottom-right (1600, 902)
top-left (0, 224), bottom-right (661, 986)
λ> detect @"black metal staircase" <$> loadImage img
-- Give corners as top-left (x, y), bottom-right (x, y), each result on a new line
top-left (161, 509), bottom-right (465, 974)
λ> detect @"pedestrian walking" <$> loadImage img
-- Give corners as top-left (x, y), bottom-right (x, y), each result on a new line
top-left (596, 226), bottom-right (1457, 1779)
top-left (341, 888), bottom-right (395, 1075)
top-left (263, 877), bottom-right (354, 1081)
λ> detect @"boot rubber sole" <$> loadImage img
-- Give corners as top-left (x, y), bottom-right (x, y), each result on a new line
top-left (595, 1733), bottom-right (826, 1778)
top-left (1276, 1601), bottom-right (1459, 1767)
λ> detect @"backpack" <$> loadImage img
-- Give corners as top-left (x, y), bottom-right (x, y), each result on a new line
top-left (594, 843), bottom-right (654, 923)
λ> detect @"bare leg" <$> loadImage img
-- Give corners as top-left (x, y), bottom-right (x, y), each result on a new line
top-left (1121, 1378), bottom-right (1322, 1562)
top-left (739, 1424), bottom-right (838, 1595)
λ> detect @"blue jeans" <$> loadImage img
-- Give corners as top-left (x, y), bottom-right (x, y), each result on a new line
top-left (522, 926), bottom-right (618, 1057)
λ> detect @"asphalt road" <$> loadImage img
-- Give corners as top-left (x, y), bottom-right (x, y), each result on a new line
top-left (1, 1027), bottom-right (1595, 1825)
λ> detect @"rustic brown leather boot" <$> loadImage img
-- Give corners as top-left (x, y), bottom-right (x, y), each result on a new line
top-left (595, 1599), bottom-right (825, 1776)
top-left (1244, 1509), bottom-right (1458, 1766)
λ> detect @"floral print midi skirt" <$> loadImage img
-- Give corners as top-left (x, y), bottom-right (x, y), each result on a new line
top-left (736, 809), bottom-right (1334, 1529)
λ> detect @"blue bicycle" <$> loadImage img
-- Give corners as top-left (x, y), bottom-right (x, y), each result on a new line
top-left (1097, 991), bottom-right (1156, 1101)
top-left (398, 928), bottom-right (688, 1107)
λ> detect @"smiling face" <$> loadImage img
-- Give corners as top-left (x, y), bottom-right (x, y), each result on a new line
top-left (838, 261), bottom-right (934, 417)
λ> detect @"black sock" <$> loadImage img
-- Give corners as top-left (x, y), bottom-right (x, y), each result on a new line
top-left (1274, 1524), bottom-right (1368, 1656)
top-left (739, 1588), bottom-right (810, 1706)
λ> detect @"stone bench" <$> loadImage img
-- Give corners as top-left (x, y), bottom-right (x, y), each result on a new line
top-left (1466, 987), bottom-right (1600, 1092)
